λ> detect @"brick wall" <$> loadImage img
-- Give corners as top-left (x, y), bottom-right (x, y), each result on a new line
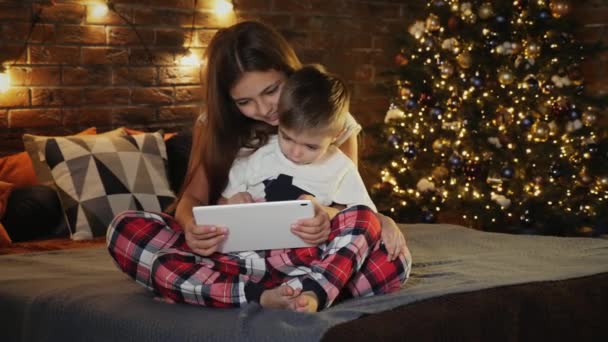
top-left (0, 0), bottom-right (606, 158)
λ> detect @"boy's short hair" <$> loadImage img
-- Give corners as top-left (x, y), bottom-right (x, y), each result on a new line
top-left (278, 64), bottom-right (349, 135)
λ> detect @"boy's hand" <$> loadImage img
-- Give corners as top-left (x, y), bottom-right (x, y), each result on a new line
top-left (290, 195), bottom-right (331, 245)
top-left (226, 192), bottom-right (255, 204)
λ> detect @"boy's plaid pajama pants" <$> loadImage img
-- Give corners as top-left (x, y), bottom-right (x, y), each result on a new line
top-left (106, 205), bottom-right (411, 310)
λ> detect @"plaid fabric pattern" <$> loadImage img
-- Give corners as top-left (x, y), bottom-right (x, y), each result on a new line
top-left (107, 206), bottom-right (410, 309)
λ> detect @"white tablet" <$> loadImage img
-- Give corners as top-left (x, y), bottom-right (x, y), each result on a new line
top-left (192, 200), bottom-right (315, 253)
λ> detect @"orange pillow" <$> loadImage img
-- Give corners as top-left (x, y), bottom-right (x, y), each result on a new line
top-left (0, 151), bottom-right (38, 186)
top-left (0, 181), bottom-right (14, 247)
top-left (0, 223), bottom-right (10, 247)
top-left (125, 127), bottom-right (177, 141)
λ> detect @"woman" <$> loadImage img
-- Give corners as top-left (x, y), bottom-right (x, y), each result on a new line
top-left (107, 21), bottom-right (410, 312)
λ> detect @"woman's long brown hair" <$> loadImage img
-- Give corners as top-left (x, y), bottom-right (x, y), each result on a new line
top-left (178, 21), bottom-right (302, 206)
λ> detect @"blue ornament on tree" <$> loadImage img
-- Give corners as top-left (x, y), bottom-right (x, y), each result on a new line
top-left (521, 116), bottom-right (534, 129)
top-left (406, 99), bottom-right (417, 109)
top-left (388, 134), bottom-right (400, 145)
top-left (449, 154), bottom-right (463, 168)
top-left (538, 9), bottom-right (551, 20)
top-left (520, 209), bottom-right (535, 228)
top-left (550, 163), bottom-right (563, 177)
top-left (430, 107), bottom-right (444, 119)
top-left (470, 76), bottom-right (483, 87)
top-left (501, 166), bottom-right (515, 179)
top-left (568, 109), bottom-right (581, 120)
top-left (404, 144), bottom-right (417, 159)
top-left (586, 143), bottom-right (599, 155)
top-left (526, 77), bottom-right (539, 91)
top-left (421, 210), bottom-right (436, 223)
top-left (496, 15), bottom-right (507, 24)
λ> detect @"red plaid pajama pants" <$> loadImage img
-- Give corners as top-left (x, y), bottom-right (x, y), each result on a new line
top-left (106, 205), bottom-right (411, 310)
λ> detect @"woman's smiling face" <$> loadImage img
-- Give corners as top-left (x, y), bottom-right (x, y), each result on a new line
top-left (230, 69), bottom-right (287, 126)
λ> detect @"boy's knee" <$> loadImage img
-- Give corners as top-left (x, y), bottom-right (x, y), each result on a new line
top-left (333, 205), bottom-right (381, 241)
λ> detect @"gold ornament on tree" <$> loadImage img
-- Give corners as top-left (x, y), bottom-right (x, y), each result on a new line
top-left (441, 38), bottom-right (460, 54)
top-left (478, 3), bottom-right (494, 20)
top-left (400, 87), bottom-right (412, 99)
top-left (497, 68), bottom-right (515, 85)
top-left (582, 109), bottom-right (598, 126)
top-left (432, 166), bottom-right (450, 180)
top-left (532, 122), bottom-right (550, 142)
top-left (426, 13), bottom-right (441, 31)
top-left (432, 139), bottom-right (452, 153)
top-left (550, 0), bottom-right (571, 18)
top-left (456, 51), bottom-right (472, 69)
top-left (524, 41), bottom-right (541, 59)
top-left (496, 106), bottom-right (514, 126)
top-left (578, 168), bottom-right (593, 187)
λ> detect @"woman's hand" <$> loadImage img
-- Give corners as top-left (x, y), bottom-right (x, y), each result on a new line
top-left (291, 195), bottom-right (331, 245)
top-left (184, 218), bottom-right (228, 256)
top-left (378, 213), bottom-right (409, 261)
top-left (225, 192), bottom-right (255, 204)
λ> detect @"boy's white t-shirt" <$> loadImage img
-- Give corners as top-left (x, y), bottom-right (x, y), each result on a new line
top-left (223, 136), bottom-right (377, 211)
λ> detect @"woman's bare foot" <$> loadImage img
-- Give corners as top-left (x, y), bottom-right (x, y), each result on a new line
top-left (259, 286), bottom-right (319, 313)
top-left (154, 296), bottom-right (176, 304)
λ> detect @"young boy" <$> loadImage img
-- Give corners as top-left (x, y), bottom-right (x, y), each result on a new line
top-left (221, 65), bottom-right (376, 213)
top-left (220, 65), bottom-right (382, 312)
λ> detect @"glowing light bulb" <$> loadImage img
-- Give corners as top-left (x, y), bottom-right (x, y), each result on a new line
top-left (179, 51), bottom-right (200, 66)
top-left (214, 0), bottom-right (233, 15)
top-left (92, 4), bottom-right (108, 17)
top-left (0, 70), bottom-right (10, 92)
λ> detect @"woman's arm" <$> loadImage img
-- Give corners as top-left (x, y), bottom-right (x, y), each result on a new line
top-left (376, 212), bottom-right (409, 261)
top-left (174, 165), bottom-right (208, 227)
top-left (176, 165), bottom-right (228, 256)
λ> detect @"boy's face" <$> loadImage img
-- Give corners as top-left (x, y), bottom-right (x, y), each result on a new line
top-left (278, 127), bottom-right (336, 165)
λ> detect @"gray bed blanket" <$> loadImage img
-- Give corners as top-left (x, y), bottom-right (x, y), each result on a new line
top-left (2, 224), bottom-right (608, 342)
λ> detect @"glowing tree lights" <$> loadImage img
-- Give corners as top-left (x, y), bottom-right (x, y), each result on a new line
top-left (371, 0), bottom-right (607, 236)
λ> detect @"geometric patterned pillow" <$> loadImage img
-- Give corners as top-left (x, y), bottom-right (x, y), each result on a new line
top-left (23, 127), bottom-right (126, 186)
top-left (41, 132), bottom-right (175, 240)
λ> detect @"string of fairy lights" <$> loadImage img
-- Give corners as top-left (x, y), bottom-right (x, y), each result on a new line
top-left (0, 0), bottom-right (235, 92)
top-left (376, 0), bottom-right (607, 234)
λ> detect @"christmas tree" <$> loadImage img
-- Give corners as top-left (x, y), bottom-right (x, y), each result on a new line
top-left (370, 0), bottom-right (607, 236)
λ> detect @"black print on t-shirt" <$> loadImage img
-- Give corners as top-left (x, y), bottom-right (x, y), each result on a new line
top-left (263, 174), bottom-right (313, 202)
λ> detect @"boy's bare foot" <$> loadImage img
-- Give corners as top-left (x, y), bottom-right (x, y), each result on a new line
top-left (259, 286), bottom-right (319, 313)
top-left (291, 291), bottom-right (318, 313)
top-left (260, 285), bottom-right (301, 309)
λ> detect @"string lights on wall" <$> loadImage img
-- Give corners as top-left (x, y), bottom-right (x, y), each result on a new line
top-left (0, 0), bottom-right (236, 92)
top-left (0, 66), bottom-right (9, 93)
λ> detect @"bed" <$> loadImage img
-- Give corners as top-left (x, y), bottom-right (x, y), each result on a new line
top-left (1, 223), bottom-right (607, 341)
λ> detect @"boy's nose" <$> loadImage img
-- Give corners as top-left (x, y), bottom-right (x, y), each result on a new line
top-left (290, 145), bottom-right (304, 159)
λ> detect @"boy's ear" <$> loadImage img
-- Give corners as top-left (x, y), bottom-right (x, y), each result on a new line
top-left (332, 127), bottom-right (347, 143)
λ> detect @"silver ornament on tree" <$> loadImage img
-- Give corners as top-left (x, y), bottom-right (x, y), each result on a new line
top-left (440, 62), bottom-right (455, 79)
